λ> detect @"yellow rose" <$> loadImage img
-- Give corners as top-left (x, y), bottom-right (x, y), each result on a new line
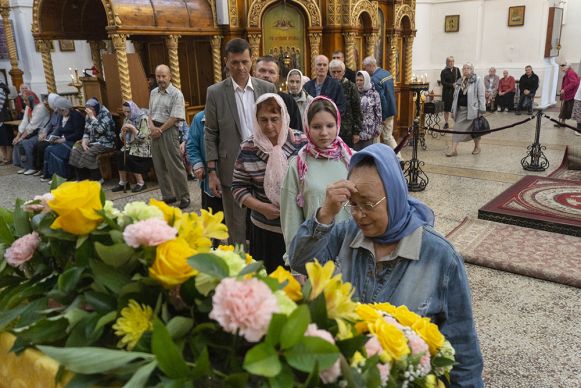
top-left (356, 304), bottom-right (382, 323)
top-left (370, 319), bottom-right (410, 361)
top-left (392, 305), bottom-right (422, 327)
top-left (149, 238), bottom-right (198, 288)
top-left (412, 317), bottom-right (445, 355)
top-left (270, 266), bottom-right (303, 302)
top-left (48, 181), bottom-right (103, 235)
top-left (373, 302), bottom-right (397, 316)
top-left (149, 198), bottom-right (182, 226)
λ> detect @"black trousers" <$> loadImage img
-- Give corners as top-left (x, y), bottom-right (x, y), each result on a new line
top-left (249, 223), bottom-right (286, 274)
top-left (497, 92), bottom-right (515, 110)
top-left (33, 141), bottom-right (50, 171)
top-left (201, 190), bottom-right (224, 249)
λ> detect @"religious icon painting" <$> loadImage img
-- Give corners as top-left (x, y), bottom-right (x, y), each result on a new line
top-left (508, 6), bottom-right (526, 27)
top-left (444, 15), bottom-right (460, 33)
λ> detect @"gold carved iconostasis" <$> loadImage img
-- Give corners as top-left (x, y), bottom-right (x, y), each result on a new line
top-left (31, 0), bottom-right (417, 135)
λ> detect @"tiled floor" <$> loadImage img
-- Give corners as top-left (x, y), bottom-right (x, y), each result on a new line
top-left (1, 110), bottom-right (579, 386)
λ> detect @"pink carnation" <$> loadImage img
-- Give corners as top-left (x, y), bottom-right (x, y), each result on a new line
top-left (377, 363), bottom-right (391, 385)
top-left (365, 335), bottom-right (383, 357)
top-left (406, 330), bottom-right (431, 374)
top-left (5, 232), bottom-right (41, 267)
top-left (23, 193), bottom-right (54, 213)
top-left (304, 324), bottom-right (341, 384)
top-left (210, 278), bottom-right (278, 342)
top-left (123, 218), bottom-right (177, 248)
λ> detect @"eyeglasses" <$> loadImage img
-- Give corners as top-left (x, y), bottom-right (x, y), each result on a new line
top-left (560, 64), bottom-right (566, 67)
top-left (343, 196), bottom-right (386, 215)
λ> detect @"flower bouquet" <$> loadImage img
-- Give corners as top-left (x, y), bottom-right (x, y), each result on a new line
top-left (0, 180), bottom-right (455, 387)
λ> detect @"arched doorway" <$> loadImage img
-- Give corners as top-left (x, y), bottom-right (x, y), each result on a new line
top-left (356, 12), bottom-right (373, 70)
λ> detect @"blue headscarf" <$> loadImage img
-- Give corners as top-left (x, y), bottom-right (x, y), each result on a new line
top-left (349, 143), bottom-right (434, 243)
top-left (85, 97), bottom-right (101, 115)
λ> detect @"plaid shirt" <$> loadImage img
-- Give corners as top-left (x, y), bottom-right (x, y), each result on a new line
top-left (148, 83), bottom-right (186, 128)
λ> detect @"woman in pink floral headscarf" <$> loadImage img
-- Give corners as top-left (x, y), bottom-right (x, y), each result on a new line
top-left (280, 96), bottom-right (353, 255)
top-left (231, 93), bottom-right (307, 272)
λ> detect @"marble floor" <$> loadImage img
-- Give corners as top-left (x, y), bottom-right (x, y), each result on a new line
top-left (1, 110), bottom-right (580, 387)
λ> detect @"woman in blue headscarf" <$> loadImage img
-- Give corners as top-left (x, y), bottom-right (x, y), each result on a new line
top-left (287, 143), bottom-right (483, 388)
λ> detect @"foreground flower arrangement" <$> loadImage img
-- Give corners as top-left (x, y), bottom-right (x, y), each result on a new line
top-left (0, 180), bottom-right (455, 387)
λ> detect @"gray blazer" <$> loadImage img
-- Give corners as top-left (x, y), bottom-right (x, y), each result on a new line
top-left (451, 75), bottom-right (486, 121)
top-left (204, 77), bottom-right (277, 186)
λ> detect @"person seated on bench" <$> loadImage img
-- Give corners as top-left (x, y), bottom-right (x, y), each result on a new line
top-left (69, 98), bottom-right (116, 182)
top-left (112, 101), bottom-right (152, 192)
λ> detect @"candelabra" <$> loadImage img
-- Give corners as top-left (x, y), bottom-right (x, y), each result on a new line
top-left (68, 67), bottom-right (84, 105)
top-left (403, 82), bottom-right (430, 192)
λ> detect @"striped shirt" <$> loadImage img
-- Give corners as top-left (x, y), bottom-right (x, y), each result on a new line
top-left (232, 130), bottom-right (307, 233)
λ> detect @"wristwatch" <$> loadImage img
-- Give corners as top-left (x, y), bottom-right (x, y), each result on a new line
top-left (207, 167), bottom-right (217, 173)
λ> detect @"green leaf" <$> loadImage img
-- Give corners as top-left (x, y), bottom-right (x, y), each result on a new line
top-left (37, 345), bottom-right (154, 374)
top-left (187, 253), bottom-right (229, 279)
top-left (191, 347), bottom-right (211, 379)
top-left (50, 174), bottom-right (67, 190)
top-left (89, 258), bottom-right (131, 294)
top-left (152, 319), bottom-right (190, 379)
top-left (84, 291), bottom-right (117, 312)
top-left (57, 266), bottom-right (85, 293)
top-left (0, 216), bottom-right (14, 245)
top-left (280, 305), bottom-right (310, 350)
top-left (95, 242), bottom-right (135, 268)
top-left (223, 373), bottom-right (249, 387)
top-left (307, 292), bottom-right (328, 328)
top-left (336, 335), bottom-right (369, 359)
top-left (123, 360), bottom-right (158, 388)
top-left (13, 198), bottom-right (32, 237)
top-left (265, 313), bottom-right (287, 346)
top-left (339, 357), bottom-right (365, 388)
top-left (268, 363), bottom-right (294, 388)
top-left (13, 317), bottom-right (69, 343)
top-left (432, 356), bottom-right (456, 368)
top-left (110, 229), bottom-right (125, 244)
top-left (94, 310), bottom-right (118, 332)
top-left (284, 336), bottom-right (340, 373)
top-left (243, 342), bottom-right (281, 378)
top-left (238, 261), bottom-right (264, 276)
top-left (166, 316), bottom-right (194, 340)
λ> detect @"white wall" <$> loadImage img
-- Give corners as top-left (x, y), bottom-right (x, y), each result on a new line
top-left (1, 0), bottom-right (93, 95)
top-left (413, 0), bottom-right (579, 106)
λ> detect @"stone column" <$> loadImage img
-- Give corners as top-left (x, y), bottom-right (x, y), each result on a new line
top-left (343, 32), bottom-right (356, 70)
top-left (165, 35), bottom-right (181, 90)
top-left (210, 35), bottom-right (223, 84)
top-left (0, 5), bottom-right (23, 90)
top-left (88, 40), bottom-right (104, 77)
top-left (247, 33), bottom-right (261, 67)
top-left (111, 33), bottom-right (132, 101)
top-left (404, 35), bottom-right (414, 84)
top-left (35, 39), bottom-right (57, 93)
top-left (365, 32), bottom-right (379, 59)
top-left (308, 32), bottom-right (322, 78)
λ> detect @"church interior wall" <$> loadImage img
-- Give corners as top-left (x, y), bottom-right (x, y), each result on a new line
top-left (412, 0), bottom-right (579, 107)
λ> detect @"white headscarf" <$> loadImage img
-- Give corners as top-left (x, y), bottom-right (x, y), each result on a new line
top-left (252, 93), bottom-right (295, 206)
top-left (47, 93), bottom-right (59, 110)
top-left (357, 70), bottom-right (372, 92)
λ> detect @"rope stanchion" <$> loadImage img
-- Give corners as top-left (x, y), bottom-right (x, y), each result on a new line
top-left (403, 118), bottom-right (429, 191)
top-left (425, 115), bottom-right (536, 135)
top-left (394, 126), bottom-right (413, 154)
top-left (543, 114), bottom-right (581, 133)
top-left (521, 109), bottom-right (549, 171)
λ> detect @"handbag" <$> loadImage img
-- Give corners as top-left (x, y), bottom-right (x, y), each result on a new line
top-left (472, 113), bottom-right (490, 139)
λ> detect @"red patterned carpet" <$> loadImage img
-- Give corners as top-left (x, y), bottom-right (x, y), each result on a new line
top-left (547, 146), bottom-right (581, 182)
top-left (478, 175), bottom-right (581, 236)
top-left (448, 218), bottom-right (581, 288)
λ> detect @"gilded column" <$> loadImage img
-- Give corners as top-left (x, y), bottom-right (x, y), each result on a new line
top-left (165, 35), bottom-right (182, 90)
top-left (111, 33), bottom-right (132, 101)
top-left (247, 33), bottom-right (261, 67)
top-left (404, 36), bottom-right (414, 84)
top-left (388, 33), bottom-right (400, 78)
top-left (88, 40), bottom-right (104, 77)
top-left (365, 33), bottom-right (378, 59)
top-left (36, 39), bottom-right (56, 93)
top-left (343, 32), bottom-right (356, 71)
top-left (210, 35), bottom-right (223, 84)
top-left (0, 5), bottom-right (23, 90)
top-left (308, 32), bottom-right (322, 78)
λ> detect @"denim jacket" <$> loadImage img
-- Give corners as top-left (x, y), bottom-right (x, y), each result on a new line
top-left (288, 216), bottom-right (484, 388)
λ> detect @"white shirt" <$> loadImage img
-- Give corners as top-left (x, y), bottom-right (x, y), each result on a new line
top-left (232, 77), bottom-right (255, 140)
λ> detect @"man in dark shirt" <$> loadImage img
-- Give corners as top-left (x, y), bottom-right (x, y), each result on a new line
top-left (440, 56), bottom-right (461, 128)
top-left (516, 65), bottom-right (539, 115)
top-left (254, 56), bottom-right (303, 131)
top-left (303, 55), bottom-right (347, 118)
top-left (331, 51), bottom-right (356, 83)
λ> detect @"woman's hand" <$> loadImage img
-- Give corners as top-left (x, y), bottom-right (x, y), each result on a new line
top-left (260, 202), bottom-right (280, 220)
top-left (193, 167), bottom-right (204, 180)
top-left (353, 134), bottom-right (360, 144)
top-left (55, 137), bottom-right (66, 144)
top-left (318, 180), bottom-right (358, 224)
top-left (82, 139), bottom-right (90, 151)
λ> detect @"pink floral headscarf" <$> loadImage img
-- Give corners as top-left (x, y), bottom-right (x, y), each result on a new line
top-left (295, 96), bottom-right (353, 207)
top-left (252, 93), bottom-right (295, 207)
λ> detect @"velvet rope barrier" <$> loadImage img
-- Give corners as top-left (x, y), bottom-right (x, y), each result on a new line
top-left (394, 126), bottom-right (413, 154)
top-left (543, 114), bottom-right (581, 133)
top-left (425, 115), bottom-right (536, 135)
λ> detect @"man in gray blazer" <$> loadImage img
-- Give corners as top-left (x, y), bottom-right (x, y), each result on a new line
top-left (205, 38), bottom-right (277, 244)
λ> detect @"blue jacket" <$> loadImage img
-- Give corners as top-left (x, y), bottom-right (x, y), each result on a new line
top-left (303, 76), bottom-right (347, 119)
top-left (288, 217), bottom-right (484, 388)
top-left (371, 68), bottom-right (397, 119)
top-left (186, 111), bottom-right (214, 197)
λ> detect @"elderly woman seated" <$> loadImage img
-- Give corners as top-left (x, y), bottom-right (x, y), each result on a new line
top-left (288, 143), bottom-right (484, 388)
